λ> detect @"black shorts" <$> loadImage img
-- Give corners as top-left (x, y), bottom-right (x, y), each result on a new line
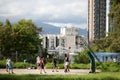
top-left (39, 64), bottom-right (44, 69)
top-left (53, 63), bottom-right (57, 68)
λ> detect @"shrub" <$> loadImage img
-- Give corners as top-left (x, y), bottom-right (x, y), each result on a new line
top-left (73, 51), bottom-right (90, 64)
top-left (0, 59), bottom-right (36, 69)
top-left (70, 63), bottom-right (90, 69)
top-left (14, 62), bottom-right (29, 68)
top-left (0, 60), bottom-right (6, 68)
top-left (57, 64), bottom-right (64, 69)
top-left (45, 63), bottom-right (90, 69)
top-left (45, 62), bottom-right (64, 69)
top-left (100, 62), bottom-right (120, 72)
top-left (14, 62), bottom-right (35, 69)
top-left (45, 62), bottom-right (53, 69)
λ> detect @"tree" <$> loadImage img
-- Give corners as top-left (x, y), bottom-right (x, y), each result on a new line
top-left (74, 50), bottom-right (89, 64)
top-left (0, 19), bottom-right (13, 56)
top-left (109, 37), bottom-right (120, 52)
top-left (0, 19), bottom-right (42, 62)
top-left (108, 1), bottom-right (120, 52)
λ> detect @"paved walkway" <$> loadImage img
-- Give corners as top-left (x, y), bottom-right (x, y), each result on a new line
top-left (0, 69), bottom-right (100, 75)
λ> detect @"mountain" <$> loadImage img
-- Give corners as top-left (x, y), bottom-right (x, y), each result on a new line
top-left (36, 22), bottom-right (87, 36)
top-left (36, 22), bottom-right (60, 34)
top-left (79, 28), bottom-right (87, 36)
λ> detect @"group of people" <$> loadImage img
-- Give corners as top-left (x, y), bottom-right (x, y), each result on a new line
top-left (36, 53), bottom-right (70, 74)
top-left (6, 57), bottom-right (14, 74)
top-left (5, 53), bottom-right (70, 74)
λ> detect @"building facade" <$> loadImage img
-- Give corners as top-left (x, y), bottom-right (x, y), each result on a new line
top-left (41, 27), bottom-right (85, 54)
top-left (88, 0), bottom-right (106, 42)
top-left (106, 0), bottom-right (113, 36)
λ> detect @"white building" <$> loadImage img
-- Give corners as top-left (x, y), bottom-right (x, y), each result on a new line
top-left (41, 27), bottom-right (86, 55)
top-left (106, 0), bottom-right (113, 36)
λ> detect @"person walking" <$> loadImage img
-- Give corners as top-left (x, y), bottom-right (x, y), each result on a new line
top-left (52, 56), bottom-right (59, 72)
top-left (36, 55), bottom-right (40, 70)
top-left (39, 57), bottom-right (46, 74)
top-left (7, 57), bottom-right (14, 74)
top-left (64, 54), bottom-right (70, 72)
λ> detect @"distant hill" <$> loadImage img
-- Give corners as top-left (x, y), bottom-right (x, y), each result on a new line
top-left (36, 22), bottom-right (87, 36)
top-left (36, 22), bottom-right (60, 34)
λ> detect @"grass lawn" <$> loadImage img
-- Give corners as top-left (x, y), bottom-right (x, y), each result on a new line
top-left (0, 72), bottom-right (120, 80)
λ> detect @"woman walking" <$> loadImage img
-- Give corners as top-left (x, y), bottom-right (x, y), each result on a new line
top-left (39, 57), bottom-right (46, 74)
top-left (64, 54), bottom-right (70, 72)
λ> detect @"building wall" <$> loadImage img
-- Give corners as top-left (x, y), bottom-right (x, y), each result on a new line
top-left (88, 0), bottom-right (95, 42)
top-left (108, 0), bottom-right (114, 32)
top-left (41, 27), bottom-right (85, 53)
top-left (88, 0), bottom-right (106, 42)
top-left (60, 27), bottom-right (79, 36)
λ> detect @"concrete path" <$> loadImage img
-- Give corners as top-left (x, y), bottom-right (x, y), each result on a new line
top-left (0, 69), bottom-right (100, 75)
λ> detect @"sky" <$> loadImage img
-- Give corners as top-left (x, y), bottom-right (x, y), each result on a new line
top-left (0, 0), bottom-right (88, 29)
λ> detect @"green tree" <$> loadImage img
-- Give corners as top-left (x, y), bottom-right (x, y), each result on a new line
top-left (74, 50), bottom-right (89, 64)
top-left (0, 19), bottom-right (13, 56)
top-left (108, 1), bottom-right (120, 52)
top-left (0, 19), bottom-right (42, 62)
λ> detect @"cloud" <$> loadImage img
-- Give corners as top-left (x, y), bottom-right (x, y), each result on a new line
top-left (0, 0), bottom-right (87, 28)
top-left (44, 22), bottom-right (87, 29)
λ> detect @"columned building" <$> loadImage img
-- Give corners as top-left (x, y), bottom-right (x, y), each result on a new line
top-left (88, 0), bottom-right (106, 42)
top-left (41, 27), bottom-right (85, 54)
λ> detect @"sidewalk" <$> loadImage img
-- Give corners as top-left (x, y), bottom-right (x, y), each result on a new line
top-left (0, 69), bottom-right (98, 75)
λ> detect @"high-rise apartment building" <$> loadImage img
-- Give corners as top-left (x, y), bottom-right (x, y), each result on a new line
top-left (88, 0), bottom-right (106, 42)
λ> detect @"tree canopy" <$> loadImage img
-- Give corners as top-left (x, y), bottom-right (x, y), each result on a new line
top-left (0, 19), bottom-right (42, 61)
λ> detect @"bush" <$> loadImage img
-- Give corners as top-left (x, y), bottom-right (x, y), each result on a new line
top-left (100, 62), bottom-right (120, 72)
top-left (14, 62), bottom-right (35, 69)
top-left (0, 60), bottom-right (6, 68)
top-left (57, 64), bottom-right (64, 69)
top-left (45, 62), bottom-right (53, 69)
top-left (70, 63), bottom-right (90, 69)
top-left (73, 50), bottom-right (90, 64)
top-left (45, 62), bottom-right (64, 69)
top-left (0, 59), bottom-right (36, 69)
top-left (45, 63), bottom-right (90, 69)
